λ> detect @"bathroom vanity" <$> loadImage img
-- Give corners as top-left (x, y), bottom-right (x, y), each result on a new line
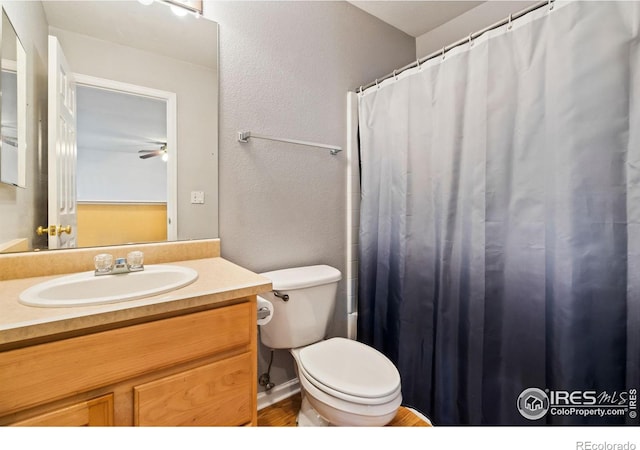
top-left (0, 239), bottom-right (272, 426)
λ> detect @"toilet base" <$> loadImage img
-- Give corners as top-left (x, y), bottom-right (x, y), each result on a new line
top-left (297, 394), bottom-right (330, 426)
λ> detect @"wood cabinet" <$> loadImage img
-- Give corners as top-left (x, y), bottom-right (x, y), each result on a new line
top-left (134, 353), bottom-right (252, 426)
top-left (0, 299), bottom-right (257, 426)
top-left (11, 394), bottom-right (114, 426)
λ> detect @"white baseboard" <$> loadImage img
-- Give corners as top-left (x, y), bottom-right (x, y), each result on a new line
top-left (257, 377), bottom-right (301, 411)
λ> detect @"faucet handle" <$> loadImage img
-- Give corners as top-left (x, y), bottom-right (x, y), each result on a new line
top-left (94, 253), bottom-right (113, 273)
top-left (127, 251), bottom-right (144, 270)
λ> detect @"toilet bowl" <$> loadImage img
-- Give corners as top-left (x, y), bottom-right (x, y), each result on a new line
top-left (258, 265), bottom-right (402, 426)
top-left (291, 337), bottom-right (402, 426)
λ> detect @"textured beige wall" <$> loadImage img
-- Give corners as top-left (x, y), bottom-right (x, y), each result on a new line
top-left (207, 1), bottom-right (415, 393)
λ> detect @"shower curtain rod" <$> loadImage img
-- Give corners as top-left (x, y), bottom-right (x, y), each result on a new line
top-left (355, 0), bottom-right (554, 93)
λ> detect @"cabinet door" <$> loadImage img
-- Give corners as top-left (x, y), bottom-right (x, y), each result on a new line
top-left (11, 394), bottom-right (113, 426)
top-left (0, 302), bottom-right (252, 416)
top-left (134, 353), bottom-right (252, 426)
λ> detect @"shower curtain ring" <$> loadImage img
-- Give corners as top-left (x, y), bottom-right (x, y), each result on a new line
top-left (548, 0), bottom-right (554, 11)
top-left (393, 70), bottom-right (398, 81)
top-left (359, 85), bottom-right (363, 94)
top-left (442, 46), bottom-right (446, 60)
top-left (508, 14), bottom-right (513, 30)
top-left (375, 79), bottom-right (379, 89)
top-left (468, 33), bottom-right (474, 47)
top-left (416, 58), bottom-right (421, 70)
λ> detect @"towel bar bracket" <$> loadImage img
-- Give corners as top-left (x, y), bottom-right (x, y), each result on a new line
top-left (237, 131), bottom-right (251, 143)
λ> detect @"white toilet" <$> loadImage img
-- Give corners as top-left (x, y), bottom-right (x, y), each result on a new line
top-left (258, 265), bottom-right (402, 426)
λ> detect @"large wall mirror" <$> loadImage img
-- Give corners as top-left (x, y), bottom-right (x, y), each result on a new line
top-left (0, 0), bottom-right (218, 253)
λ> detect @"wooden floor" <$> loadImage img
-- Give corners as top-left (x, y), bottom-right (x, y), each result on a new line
top-left (257, 393), bottom-right (431, 427)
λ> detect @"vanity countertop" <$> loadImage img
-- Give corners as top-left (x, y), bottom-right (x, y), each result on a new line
top-left (0, 257), bottom-right (272, 348)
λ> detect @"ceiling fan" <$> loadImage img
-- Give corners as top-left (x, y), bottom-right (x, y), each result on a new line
top-left (138, 143), bottom-right (167, 160)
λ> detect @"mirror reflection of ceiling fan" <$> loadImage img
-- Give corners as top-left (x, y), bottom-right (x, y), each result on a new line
top-left (138, 142), bottom-right (167, 161)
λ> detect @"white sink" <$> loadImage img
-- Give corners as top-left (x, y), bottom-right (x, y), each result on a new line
top-left (19, 265), bottom-right (199, 308)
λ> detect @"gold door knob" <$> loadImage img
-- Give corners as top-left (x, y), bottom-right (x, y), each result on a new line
top-left (36, 225), bottom-right (54, 236)
top-left (36, 225), bottom-right (72, 236)
top-left (58, 225), bottom-right (72, 235)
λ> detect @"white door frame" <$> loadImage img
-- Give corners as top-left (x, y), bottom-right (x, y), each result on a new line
top-left (73, 73), bottom-right (178, 241)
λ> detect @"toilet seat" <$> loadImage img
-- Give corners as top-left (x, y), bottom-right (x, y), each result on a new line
top-left (297, 361), bottom-right (402, 406)
top-left (293, 337), bottom-right (402, 405)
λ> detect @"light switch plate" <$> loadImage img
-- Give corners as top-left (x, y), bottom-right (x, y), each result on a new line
top-left (190, 191), bottom-right (205, 204)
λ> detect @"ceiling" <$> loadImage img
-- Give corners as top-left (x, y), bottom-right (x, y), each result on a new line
top-left (42, 0), bottom-right (217, 69)
top-left (347, 1), bottom-right (484, 37)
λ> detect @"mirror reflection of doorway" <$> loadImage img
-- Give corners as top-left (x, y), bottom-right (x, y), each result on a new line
top-left (75, 83), bottom-right (170, 247)
top-left (0, 70), bottom-right (19, 185)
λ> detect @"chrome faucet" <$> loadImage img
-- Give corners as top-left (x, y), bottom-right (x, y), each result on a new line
top-left (94, 251), bottom-right (144, 276)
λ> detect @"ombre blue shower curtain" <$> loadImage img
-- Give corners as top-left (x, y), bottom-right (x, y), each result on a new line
top-left (357, 1), bottom-right (640, 425)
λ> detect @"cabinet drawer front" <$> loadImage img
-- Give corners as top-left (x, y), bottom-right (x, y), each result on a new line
top-left (134, 353), bottom-right (252, 426)
top-left (11, 394), bottom-right (114, 427)
top-left (0, 302), bottom-right (253, 416)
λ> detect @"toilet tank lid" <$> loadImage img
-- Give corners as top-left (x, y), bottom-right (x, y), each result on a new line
top-left (260, 265), bottom-right (342, 290)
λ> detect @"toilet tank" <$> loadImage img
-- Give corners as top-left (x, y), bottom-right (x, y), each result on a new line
top-left (259, 265), bottom-right (342, 349)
